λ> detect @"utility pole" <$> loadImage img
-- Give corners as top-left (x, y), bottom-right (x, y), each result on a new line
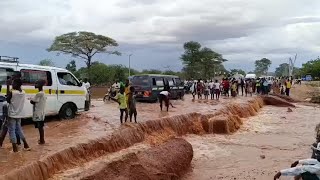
top-left (128, 54), bottom-right (133, 77)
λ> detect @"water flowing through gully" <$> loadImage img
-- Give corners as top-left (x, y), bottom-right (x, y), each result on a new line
top-left (1, 95), bottom-right (316, 180)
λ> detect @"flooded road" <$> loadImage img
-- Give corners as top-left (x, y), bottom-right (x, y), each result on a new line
top-left (0, 95), bottom-right (245, 176)
top-left (0, 90), bottom-right (319, 179)
top-left (182, 104), bottom-right (320, 180)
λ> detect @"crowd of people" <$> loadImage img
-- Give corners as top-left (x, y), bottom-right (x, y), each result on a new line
top-left (187, 76), bottom-right (294, 100)
top-left (0, 74), bottom-right (46, 153)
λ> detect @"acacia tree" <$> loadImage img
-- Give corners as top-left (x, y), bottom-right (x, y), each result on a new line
top-left (181, 41), bottom-right (226, 79)
top-left (254, 58), bottom-right (272, 76)
top-left (230, 69), bottom-right (246, 76)
top-left (181, 41), bottom-right (202, 78)
top-left (47, 31), bottom-right (121, 71)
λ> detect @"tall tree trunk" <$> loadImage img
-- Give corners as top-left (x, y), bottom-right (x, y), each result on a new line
top-left (86, 56), bottom-right (92, 81)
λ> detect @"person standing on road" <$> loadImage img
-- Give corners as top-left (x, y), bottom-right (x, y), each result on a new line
top-left (7, 79), bottom-right (30, 152)
top-left (111, 87), bottom-right (128, 124)
top-left (240, 78), bottom-right (245, 96)
top-left (128, 86), bottom-right (137, 123)
top-left (197, 79), bottom-right (203, 99)
top-left (262, 78), bottom-right (269, 95)
top-left (204, 80), bottom-right (210, 100)
top-left (190, 81), bottom-right (197, 100)
top-left (30, 80), bottom-right (47, 145)
top-left (285, 79), bottom-right (292, 96)
top-left (222, 78), bottom-right (230, 97)
top-left (209, 80), bottom-right (215, 100)
top-left (124, 79), bottom-right (131, 107)
top-left (214, 80), bottom-right (221, 100)
top-left (256, 78), bottom-right (261, 94)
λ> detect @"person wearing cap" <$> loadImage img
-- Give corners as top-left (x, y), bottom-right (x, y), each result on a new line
top-left (274, 142), bottom-right (320, 180)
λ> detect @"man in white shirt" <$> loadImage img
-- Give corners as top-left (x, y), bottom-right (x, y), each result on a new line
top-left (274, 143), bottom-right (320, 180)
top-left (209, 80), bottom-right (214, 100)
top-left (83, 78), bottom-right (91, 91)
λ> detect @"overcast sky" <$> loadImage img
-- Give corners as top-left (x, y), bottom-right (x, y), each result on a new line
top-left (0, 0), bottom-right (319, 72)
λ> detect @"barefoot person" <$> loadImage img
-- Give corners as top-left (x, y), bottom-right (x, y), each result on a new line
top-left (30, 80), bottom-right (47, 144)
top-left (274, 143), bottom-right (320, 180)
top-left (7, 79), bottom-right (30, 152)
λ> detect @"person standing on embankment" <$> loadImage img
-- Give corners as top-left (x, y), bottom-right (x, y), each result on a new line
top-left (285, 78), bottom-right (292, 96)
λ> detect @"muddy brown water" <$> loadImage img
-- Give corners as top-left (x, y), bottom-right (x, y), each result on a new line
top-left (0, 93), bottom-right (319, 179)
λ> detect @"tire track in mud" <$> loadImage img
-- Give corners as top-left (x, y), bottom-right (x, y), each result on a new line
top-left (0, 96), bottom-right (294, 180)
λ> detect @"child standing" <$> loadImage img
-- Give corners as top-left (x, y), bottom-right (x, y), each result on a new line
top-left (128, 86), bottom-right (137, 123)
top-left (30, 80), bottom-right (46, 144)
top-left (7, 79), bottom-right (30, 152)
top-left (111, 87), bottom-right (128, 124)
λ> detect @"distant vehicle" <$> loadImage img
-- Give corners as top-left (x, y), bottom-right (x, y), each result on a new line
top-left (245, 74), bottom-right (257, 79)
top-left (305, 75), bottom-right (313, 81)
top-left (130, 74), bottom-right (184, 102)
top-left (0, 56), bottom-right (89, 119)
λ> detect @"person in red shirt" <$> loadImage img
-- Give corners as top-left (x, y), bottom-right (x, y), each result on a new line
top-left (222, 78), bottom-right (230, 97)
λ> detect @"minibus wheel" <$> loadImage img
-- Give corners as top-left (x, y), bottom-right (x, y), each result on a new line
top-left (59, 103), bottom-right (76, 119)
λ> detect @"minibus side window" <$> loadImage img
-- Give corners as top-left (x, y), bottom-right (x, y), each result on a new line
top-left (57, 72), bottom-right (80, 86)
top-left (155, 77), bottom-right (164, 86)
top-left (20, 69), bottom-right (52, 86)
top-left (0, 68), bottom-right (14, 85)
top-left (175, 78), bottom-right (182, 86)
top-left (168, 78), bottom-right (174, 86)
top-left (152, 78), bottom-right (156, 86)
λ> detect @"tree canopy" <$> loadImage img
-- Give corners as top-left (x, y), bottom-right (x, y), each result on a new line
top-left (254, 58), bottom-right (272, 76)
top-left (66, 60), bottom-right (77, 73)
top-left (230, 69), bottom-right (246, 76)
top-left (181, 41), bottom-right (227, 80)
top-left (39, 59), bottom-right (55, 66)
top-left (47, 31), bottom-right (121, 69)
top-left (300, 58), bottom-right (320, 78)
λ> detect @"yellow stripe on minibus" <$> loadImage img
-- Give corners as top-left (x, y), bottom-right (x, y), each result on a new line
top-left (0, 89), bottom-right (85, 95)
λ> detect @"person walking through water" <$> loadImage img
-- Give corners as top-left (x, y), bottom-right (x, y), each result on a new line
top-left (7, 78), bottom-right (30, 152)
top-left (30, 80), bottom-right (47, 144)
top-left (111, 87), bottom-right (128, 124)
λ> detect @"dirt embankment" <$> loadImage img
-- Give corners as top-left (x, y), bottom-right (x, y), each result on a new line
top-left (81, 138), bottom-right (193, 180)
top-left (1, 96), bottom-right (295, 180)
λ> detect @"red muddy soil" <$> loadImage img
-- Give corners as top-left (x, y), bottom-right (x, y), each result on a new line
top-left (0, 85), bottom-right (318, 180)
top-left (0, 94), bottom-right (249, 177)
